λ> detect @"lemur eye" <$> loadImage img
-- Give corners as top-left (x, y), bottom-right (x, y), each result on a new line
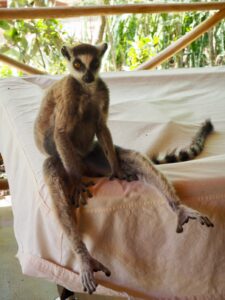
top-left (74, 62), bottom-right (81, 69)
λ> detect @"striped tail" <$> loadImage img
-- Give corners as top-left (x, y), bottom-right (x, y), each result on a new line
top-left (152, 119), bottom-right (214, 164)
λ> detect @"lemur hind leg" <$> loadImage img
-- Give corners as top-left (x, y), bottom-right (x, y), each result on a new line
top-left (116, 147), bottom-right (214, 233)
top-left (43, 156), bottom-right (111, 294)
top-left (84, 143), bottom-right (213, 232)
top-left (83, 142), bottom-right (137, 182)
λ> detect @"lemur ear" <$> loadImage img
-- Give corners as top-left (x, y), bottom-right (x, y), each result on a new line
top-left (61, 46), bottom-right (71, 61)
top-left (96, 43), bottom-right (108, 57)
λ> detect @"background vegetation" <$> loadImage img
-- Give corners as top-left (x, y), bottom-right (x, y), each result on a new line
top-left (0, 0), bottom-right (225, 77)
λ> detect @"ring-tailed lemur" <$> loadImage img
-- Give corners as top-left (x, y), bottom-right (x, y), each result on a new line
top-left (34, 43), bottom-right (213, 295)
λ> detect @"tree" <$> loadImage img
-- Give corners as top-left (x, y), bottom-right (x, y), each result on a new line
top-left (0, 0), bottom-right (225, 77)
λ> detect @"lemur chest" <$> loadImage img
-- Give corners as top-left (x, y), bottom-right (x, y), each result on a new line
top-left (70, 95), bottom-right (101, 153)
top-left (77, 93), bottom-right (101, 124)
top-left (80, 103), bottom-right (99, 123)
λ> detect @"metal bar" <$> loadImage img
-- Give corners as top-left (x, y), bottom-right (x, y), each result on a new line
top-left (135, 9), bottom-right (225, 70)
top-left (0, 3), bottom-right (225, 20)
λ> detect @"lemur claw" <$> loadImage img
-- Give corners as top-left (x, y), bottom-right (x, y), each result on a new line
top-left (70, 180), bottom-right (94, 207)
top-left (176, 205), bottom-right (214, 233)
top-left (80, 256), bottom-right (111, 294)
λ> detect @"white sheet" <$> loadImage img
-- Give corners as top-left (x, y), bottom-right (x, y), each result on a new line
top-left (0, 67), bottom-right (225, 299)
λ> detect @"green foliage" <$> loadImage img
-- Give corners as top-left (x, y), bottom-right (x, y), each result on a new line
top-left (0, 65), bottom-right (13, 78)
top-left (0, 65), bottom-right (23, 77)
top-left (0, 0), bottom-right (70, 76)
top-left (0, 0), bottom-right (225, 77)
top-left (0, 18), bottom-right (68, 74)
top-left (105, 9), bottom-right (225, 70)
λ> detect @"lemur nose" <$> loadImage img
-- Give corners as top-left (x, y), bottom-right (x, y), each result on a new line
top-left (83, 72), bottom-right (94, 83)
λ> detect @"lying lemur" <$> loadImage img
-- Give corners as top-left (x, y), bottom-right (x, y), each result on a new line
top-left (34, 43), bottom-right (214, 295)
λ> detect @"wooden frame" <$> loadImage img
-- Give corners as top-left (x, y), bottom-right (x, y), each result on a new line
top-left (1, 3), bottom-right (225, 19)
top-left (0, 53), bottom-right (47, 75)
top-left (57, 285), bottom-right (75, 300)
top-left (0, 153), bottom-right (9, 193)
top-left (0, 2), bottom-right (225, 73)
top-left (0, 0), bottom-right (6, 8)
top-left (0, 178), bottom-right (9, 190)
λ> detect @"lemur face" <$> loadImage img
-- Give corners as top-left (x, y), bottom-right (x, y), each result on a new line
top-left (61, 43), bottom-right (108, 84)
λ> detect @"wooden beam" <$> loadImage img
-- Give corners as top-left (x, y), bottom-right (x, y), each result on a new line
top-left (0, 179), bottom-right (9, 191)
top-left (0, 53), bottom-right (47, 75)
top-left (135, 9), bottom-right (225, 70)
top-left (0, 0), bottom-right (7, 8)
top-left (0, 3), bottom-right (225, 20)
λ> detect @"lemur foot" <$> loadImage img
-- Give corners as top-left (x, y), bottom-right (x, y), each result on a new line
top-left (80, 255), bottom-right (111, 294)
top-left (70, 180), bottom-right (95, 207)
top-left (176, 204), bottom-right (214, 233)
top-left (109, 169), bottom-right (138, 182)
top-left (109, 173), bottom-right (138, 182)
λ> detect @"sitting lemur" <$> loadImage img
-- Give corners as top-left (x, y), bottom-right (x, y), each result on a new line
top-left (34, 42), bottom-right (214, 295)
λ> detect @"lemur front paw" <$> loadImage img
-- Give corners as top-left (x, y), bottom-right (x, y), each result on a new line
top-left (176, 204), bottom-right (214, 233)
top-left (69, 180), bottom-right (94, 208)
top-left (80, 256), bottom-right (111, 294)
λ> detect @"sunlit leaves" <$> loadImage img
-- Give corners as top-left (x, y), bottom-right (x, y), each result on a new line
top-left (0, 21), bottom-right (10, 30)
top-left (0, 18), bottom-right (67, 74)
top-left (0, 65), bottom-right (13, 78)
top-left (105, 7), bottom-right (225, 70)
top-left (1, 0), bottom-right (225, 76)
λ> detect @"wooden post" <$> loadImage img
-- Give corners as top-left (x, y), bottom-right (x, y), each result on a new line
top-left (57, 285), bottom-right (75, 300)
top-left (0, 154), bottom-right (8, 191)
top-left (0, 179), bottom-right (9, 191)
top-left (0, 0), bottom-right (7, 8)
top-left (0, 53), bottom-right (47, 75)
top-left (0, 3), bottom-right (225, 20)
top-left (135, 9), bottom-right (225, 70)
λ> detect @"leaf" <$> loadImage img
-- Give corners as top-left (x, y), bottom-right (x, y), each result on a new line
top-left (0, 21), bottom-right (10, 30)
top-left (0, 65), bottom-right (13, 78)
top-left (4, 28), bottom-right (19, 41)
top-left (153, 36), bottom-right (159, 46)
top-left (0, 45), bottom-right (10, 53)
